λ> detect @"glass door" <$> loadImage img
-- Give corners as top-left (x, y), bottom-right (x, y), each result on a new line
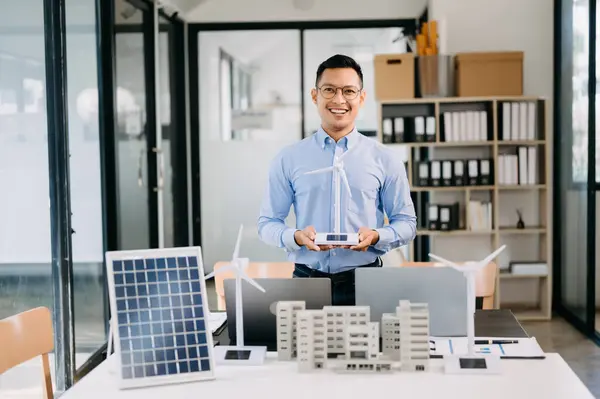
top-left (114, 0), bottom-right (160, 249)
top-left (157, 12), bottom-right (189, 248)
top-left (555, 0), bottom-right (598, 343)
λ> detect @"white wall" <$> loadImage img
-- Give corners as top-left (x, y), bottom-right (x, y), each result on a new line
top-left (187, 0), bottom-right (427, 22)
top-left (427, 0), bottom-right (554, 307)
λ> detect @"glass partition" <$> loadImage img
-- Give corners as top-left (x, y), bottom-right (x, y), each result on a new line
top-left (0, 1), bottom-right (53, 396)
top-left (197, 30), bottom-right (302, 273)
top-left (65, 0), bottom-right (106, 362)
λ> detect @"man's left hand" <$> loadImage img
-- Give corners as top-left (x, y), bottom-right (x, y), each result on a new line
top-left (350, 227), bottom-right (379, 251)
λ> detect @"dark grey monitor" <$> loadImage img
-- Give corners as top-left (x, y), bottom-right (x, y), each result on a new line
top-left (224, 278), bottom-right (332, 350)
top-left (355, 267), bottom-right (468, 337)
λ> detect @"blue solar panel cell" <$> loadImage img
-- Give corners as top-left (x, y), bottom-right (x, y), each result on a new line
top-left (108, 249), bottom-right (214, 388)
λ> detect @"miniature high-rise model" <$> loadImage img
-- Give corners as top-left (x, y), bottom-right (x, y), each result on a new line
top-left (397, 300), bottom-right (430, 372)
top-left (275, 300), bottom-right (431, 374)
top-left (382, 300), bottom-right (430, 371)
top-left (296, 310), bottom-right (328, 372)
top-left (323, 306), bottom-right (370, 358)
top-left (345, 322), bottom-right (379, 360)
top-left (276, 301), bottom-right (306, 360)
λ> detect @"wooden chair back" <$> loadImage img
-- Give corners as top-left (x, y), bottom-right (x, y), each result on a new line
top-left (397, 261), bottom-right (498, 309)
top-left (213, 261), bottom-right (294, 310)
top-left (0, 307), bottom-right (54, 398)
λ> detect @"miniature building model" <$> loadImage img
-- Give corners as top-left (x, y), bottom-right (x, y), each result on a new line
top-left (296, 310), bottom-right (328, 372)
top-left (276, 301), bottom-right (306, 361)
top-left (275, 300), bottom-right (430, 374)
top-left (382, 300), bottom-right (430, 372)
top-left (323, 306), bottom-right (370, 358)
top-left (345, 323), bottom-right (379, 360)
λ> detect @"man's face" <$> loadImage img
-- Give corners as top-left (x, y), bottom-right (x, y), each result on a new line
top-left (311, 67), bottom-right (366, 133)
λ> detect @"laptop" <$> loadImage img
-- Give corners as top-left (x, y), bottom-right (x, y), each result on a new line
top-left (224, 278), bottom-right (331, 350)
top-left (355, 267), bottom-right (467, 337)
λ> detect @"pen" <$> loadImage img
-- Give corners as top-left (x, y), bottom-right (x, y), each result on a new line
top-left (475, 339), bottom-right (518, 345)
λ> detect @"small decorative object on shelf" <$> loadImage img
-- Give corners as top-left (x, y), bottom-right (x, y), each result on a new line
top-left (516, 209), bottom-right (525, 229)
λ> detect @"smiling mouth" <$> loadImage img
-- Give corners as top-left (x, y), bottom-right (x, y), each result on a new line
top-left (328, 108), bottom-right (349, 115)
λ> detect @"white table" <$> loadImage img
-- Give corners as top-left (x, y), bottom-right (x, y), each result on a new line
top-left (62, 353), bottom-right (594, 399)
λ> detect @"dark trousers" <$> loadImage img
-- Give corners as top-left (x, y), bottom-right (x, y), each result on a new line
top-left (293, 258), bottom-right (382, 306)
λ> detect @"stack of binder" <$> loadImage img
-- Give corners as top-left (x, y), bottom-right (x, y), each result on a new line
top-left (441, 110), bottom-right (490, 142)
top-left (427, 202), bottom-right (460, 231)
top-left (382, 115), bottom-right (436, 143)
top-left (413, 159), bottom-right (494, 187)
top-left (499, 101), bottom-right (538, 140)
top-left (498, 146), bottom-right (538, 185)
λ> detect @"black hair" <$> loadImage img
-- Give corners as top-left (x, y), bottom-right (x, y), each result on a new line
top-left (315, 54), bottom-right (363, 88)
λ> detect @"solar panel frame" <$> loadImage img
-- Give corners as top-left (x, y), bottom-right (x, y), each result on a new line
top-left (106, 246), bottom-right (216, 389)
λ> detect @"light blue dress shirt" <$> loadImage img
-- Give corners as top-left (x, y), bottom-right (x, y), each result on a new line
top-left (257, 127), bottom-right (417, 274)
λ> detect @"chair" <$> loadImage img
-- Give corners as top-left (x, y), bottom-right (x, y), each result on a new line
top-left (213, 261), bottom-right (295, 310)
top-left (397, 261), bottom-right (498, 309)
top-left (0, 307), bottom-right (54, 398)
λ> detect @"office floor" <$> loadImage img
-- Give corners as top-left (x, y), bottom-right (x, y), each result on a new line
top-left (1, 279), bottom-right (599, 398)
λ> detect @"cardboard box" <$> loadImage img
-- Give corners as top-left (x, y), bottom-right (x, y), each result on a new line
top-left (374, 53), bottom-right (415, 100)
top-left (455, 51), bottom-right (523, 97)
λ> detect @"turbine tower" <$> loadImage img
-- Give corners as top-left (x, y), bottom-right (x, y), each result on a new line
top-left (205, 225), bottom-right (267, 364)
top-left (304, 146), bottom-right (358, 245)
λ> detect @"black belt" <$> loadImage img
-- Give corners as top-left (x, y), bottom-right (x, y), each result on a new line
top-left (294, 257), bottom-right (382, 282)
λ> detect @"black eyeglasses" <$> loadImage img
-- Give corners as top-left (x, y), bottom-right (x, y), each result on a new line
top-left (317, 85), bottom-right (362, 100)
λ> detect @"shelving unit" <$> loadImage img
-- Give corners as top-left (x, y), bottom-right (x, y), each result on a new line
top-left (378, 96), bottom-right (552, 321)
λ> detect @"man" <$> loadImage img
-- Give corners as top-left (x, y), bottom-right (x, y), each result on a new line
top-left (257, 54), bottom-right (416, 306)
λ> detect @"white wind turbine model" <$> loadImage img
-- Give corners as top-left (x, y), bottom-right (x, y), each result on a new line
top-left (304, 146), bottom-right (358, 246)
top-left (205, 225), bottom-right (268, 365)
top-left (428, 245), bottom-right (507, 374)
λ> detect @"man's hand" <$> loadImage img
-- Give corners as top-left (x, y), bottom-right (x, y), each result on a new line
top-left (294, 226), bottom-right (334, 251)
top-left (350, 227), bottom-right (379, 251)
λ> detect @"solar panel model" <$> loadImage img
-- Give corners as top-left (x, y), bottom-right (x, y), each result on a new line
top-left (106, 247), bottom-right (216, 389)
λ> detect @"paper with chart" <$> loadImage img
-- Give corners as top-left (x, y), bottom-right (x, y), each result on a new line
top-left (430, 337), bottom-right (545, 359)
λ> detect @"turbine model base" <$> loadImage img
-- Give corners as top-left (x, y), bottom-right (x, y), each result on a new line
top-left (315, 233), bottom-right (359, 246)
top-left (213, 345), bottom-right (267, 366)
top-left (444, 355), bottom-right (501, 375)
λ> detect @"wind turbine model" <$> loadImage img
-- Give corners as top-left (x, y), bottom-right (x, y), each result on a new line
top-left (428, 245), bottom-right (507, 375)
top-left (304, 146), bottom-right (358, 246)
top-left (205, 225), bottom-right (268, 365)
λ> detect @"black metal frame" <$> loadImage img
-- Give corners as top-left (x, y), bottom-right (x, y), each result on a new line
top-left (553, 0), bottom-right (600, 345)
top-left (43, 0), bottom-right (76, 392)
top-left (95, 0), bottom-right (118, 344)
top-left (187, 18), bottom-right (419, 248)
top-left (163, 14), bottom-right (190, 247)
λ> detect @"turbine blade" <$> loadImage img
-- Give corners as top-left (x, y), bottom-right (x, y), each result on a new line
top-left (305, 167), bottom-right (334, 175)
top-left (240, 271), bottom-right (266, 293)
top-left (339, 169), bottom-right (352, 198)
top-left (204, 264), bottom-right (236, 280)
top-left (428, 253), bottom-right (463, 270)
top-left (232, 225), bottom-right (243, 260)
top-left (478, 245), bottom-right (507, 268)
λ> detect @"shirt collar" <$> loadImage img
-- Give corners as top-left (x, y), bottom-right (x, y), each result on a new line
top-left (315, 126), bottom-right (360, 150)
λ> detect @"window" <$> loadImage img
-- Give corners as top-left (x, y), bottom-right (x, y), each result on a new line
top-left (570, 0), bottom-right (598, 183)
top-left (219, 49), bottom-right (252, 141)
